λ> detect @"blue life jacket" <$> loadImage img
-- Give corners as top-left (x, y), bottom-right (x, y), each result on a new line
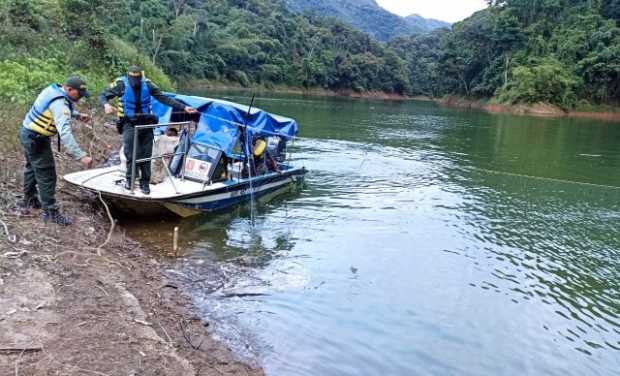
top-left (120, 76), bottom-right (152, 118)
top-left (23, 84), bottom-right (73, 136)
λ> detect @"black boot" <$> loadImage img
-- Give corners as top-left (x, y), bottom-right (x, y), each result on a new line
top-left (140, 181), bottom-right (151, 195)
top-left (18, 196), bottom-right (42, 209)
top-left (41, 209), bottom-right (72, 226)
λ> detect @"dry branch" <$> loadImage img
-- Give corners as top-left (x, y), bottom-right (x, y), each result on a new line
top-left (0, 348), bottom-right (42, 354)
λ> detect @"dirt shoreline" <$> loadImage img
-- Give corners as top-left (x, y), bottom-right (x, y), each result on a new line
top-left (0, 112), bottom-right (263, 375)
top-left (182, 82), bottom-right (619, 121)
top-left (436, 96), bottom-right (620, 122)
top-left (180, 80), bottom-right (421, 101)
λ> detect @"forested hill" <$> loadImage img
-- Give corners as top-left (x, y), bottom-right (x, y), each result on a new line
top-left (286, 0), bottom-right (450, 41)
top-left (391, 0), bottom-right (620, 108)
top-left (0, 0), bottom-right (411, 103)
top-left (1, 0), bottom-right (620, 109)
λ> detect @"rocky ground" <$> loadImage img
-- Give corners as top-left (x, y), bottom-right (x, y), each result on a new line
top-left (0, 108), bottom-right (262, 376)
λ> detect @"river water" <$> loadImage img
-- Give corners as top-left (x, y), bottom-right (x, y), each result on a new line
top-left (125, 94), bottom-right (620, 376)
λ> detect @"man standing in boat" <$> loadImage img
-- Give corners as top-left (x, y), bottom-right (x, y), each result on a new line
top-left (19, 76), bottom-right (94, 226)
top-left (99, 66), bottom-right (197, 194)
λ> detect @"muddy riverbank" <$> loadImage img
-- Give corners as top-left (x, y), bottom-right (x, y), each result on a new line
top-left (180, 80), bottom-right (419, 101)
top-left (0, 107), bottom-right (262, 375)
top-left (437, 96), bottom-right (620, 122)
top-left (183, 82), bottom-right (619, 122)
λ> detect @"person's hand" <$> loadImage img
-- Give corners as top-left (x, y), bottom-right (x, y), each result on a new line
top-left (78, 113), bottom-right (91, 122)
top-left (80, 156), bottom-right (93, 169)
top-left (104, 103), bottom-right (115, 114)
top-left (185, 106), bottom-right (199, 114)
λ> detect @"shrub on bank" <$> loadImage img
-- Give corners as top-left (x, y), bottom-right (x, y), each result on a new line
top-left (497, 58), bottom-right (580, 109)
top-left (0, 59), bottom-right (69, 104)
top-left (0, 37), bottom-right (175, 106)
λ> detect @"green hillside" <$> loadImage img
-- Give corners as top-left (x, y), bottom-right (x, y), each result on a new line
top-left (1, 0), bottom-right (619, 109)
top-left (391, 0), bottom-right (620, 108)
top-left (0, 0), bottom-right (410, 103)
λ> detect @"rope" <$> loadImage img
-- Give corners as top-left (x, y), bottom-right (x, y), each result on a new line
top-left (0, 216), bottom-right (17, 243)
top-left (473, 167), bottom-right (620, 190)
top-left (243, 96), bottom-right (257, 225)
top-left (96, 191), bottom-right (116, 256)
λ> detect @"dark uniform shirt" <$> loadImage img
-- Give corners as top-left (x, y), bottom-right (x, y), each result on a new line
top-left (99, 78), bottom-right (187, 113)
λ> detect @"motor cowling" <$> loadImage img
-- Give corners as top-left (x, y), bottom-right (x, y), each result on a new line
top-left (267, 136), bottom-right (286, 161)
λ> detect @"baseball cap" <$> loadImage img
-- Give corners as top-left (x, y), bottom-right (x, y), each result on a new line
top-left (64, 76), bottom-right (90, 98)
top-left (128, 65), bottom-right (143, 77)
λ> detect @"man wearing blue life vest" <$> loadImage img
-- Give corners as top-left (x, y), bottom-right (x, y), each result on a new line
top-left (20, 76), bottom-right (94, 226)
top-left (99, 66), bottom-right (197, 194)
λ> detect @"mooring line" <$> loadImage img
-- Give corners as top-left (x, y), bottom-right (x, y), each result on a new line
top-left (473, 167), bottom-right (620, 190)
top-left (0, 216), bottom-right (16, 243)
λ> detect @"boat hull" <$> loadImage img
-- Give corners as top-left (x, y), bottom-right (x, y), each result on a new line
top-left (90, 168), bottom-right (306, 217)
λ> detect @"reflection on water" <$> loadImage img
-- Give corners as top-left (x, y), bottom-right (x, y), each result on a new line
top-left (125, 94), bottom-right (620, 376)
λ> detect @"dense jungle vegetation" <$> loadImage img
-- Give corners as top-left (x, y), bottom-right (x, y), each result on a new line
top-left (392, 0), bottom-right (620, 108)
top-left (0, 0), bottom-right (410, 104)
top-left (1, 0), bottom-right (619, 109)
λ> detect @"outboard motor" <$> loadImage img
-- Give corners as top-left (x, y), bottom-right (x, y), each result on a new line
top-left (267, 136), bottom-right (286, 161)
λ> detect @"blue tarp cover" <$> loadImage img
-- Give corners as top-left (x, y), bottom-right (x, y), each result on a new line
top-left (151, 94), bottom-right (298, 156)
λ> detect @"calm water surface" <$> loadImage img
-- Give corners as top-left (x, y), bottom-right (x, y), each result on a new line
top-left (126, 94), bottom-right (620, 375)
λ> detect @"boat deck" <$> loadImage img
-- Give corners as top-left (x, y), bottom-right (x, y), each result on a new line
top-left (63, 166), bottom-right (225, 200)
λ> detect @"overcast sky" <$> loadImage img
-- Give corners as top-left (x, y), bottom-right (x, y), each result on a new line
top-left (375, 0), bottom-right (488, 23)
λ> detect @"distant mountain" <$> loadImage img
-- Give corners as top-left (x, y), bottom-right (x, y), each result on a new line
top-left (286, 0), bottom-right (450, 41)
top-left (404, 14), bottom-right (451, 32)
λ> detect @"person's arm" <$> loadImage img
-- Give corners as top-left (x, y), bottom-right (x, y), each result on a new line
top-left (147, 81), bottom-right (194, 112)
top-left (52, 101), bottom-right (93, 167)
top-left (99, 79), bottom-right (125, 105)
top-left (71, 108), bottom-right (81, 119)
top-left (147, 81), bottom-right (186, 111)
top-left (49, 100), bottom-right (87, 161)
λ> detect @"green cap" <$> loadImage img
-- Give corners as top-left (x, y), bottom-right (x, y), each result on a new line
top-left (64, 76), bottom-right (90, 98)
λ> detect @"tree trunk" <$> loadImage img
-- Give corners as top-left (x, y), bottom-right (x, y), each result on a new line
top-left (173, 0), bottom-right (186, 18)
top-left (152, 30), bottom-right (163, 65)
top-left (503, 54), bottom-right (511, 88)
top-left (193, 20), bottom-right (199, 37)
